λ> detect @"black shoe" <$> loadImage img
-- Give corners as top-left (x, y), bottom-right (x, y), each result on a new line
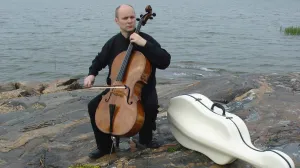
top-left (141, 140), bottom-right (161, 149)
top-left (88, 147), bottom-right (115, 159)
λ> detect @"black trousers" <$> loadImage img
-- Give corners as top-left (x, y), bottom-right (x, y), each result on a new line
top-left (87, 89), bottom-right (158, 152)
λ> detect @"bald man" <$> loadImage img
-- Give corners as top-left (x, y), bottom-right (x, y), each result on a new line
top-left (84, 4), bottom-right (171, 159)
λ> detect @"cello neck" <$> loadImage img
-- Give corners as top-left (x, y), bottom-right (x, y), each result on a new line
top-left (116, 5), bottom-right (155, 82)
top-left (116, 19), bottom-right (143, 82)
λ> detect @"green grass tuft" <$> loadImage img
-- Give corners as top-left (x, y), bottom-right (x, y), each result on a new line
top-left (167, 145), bottom-right (182, 152)
top-left (68, 164), bottom-right (100, 168)
top-left (284, 26), bottom-right (300, 35)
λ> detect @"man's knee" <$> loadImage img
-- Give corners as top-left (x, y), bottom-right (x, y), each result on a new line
top-left (88, 89), bottom-right (109, 115)
top-left (88, 96), bottom-right (101, 115)
top-left (88, 100), bottom-right (95, 112)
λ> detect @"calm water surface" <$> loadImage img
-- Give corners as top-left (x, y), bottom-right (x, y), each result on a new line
top-left (1, 0), bottom-right (300, 83)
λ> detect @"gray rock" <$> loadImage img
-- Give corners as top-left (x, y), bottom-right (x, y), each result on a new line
top-left (0, 82), bottom-right (17, 93)
top-left (0, 73), bottom-right (299, 168)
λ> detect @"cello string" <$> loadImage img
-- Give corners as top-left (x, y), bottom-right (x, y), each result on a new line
top-left (117, 18), bottom-right (142, 81)
top-left (118, 42), bottom-right (133, 80)
top-left (117, 12), bottom-right (144, 80)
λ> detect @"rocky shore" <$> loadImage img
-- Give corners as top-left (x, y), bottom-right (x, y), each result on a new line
top-left (0, 72), bottom-right (299, 168)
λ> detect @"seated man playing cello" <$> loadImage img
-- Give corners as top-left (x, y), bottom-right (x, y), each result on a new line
top-left (83, 4), bottom-right (171, 159)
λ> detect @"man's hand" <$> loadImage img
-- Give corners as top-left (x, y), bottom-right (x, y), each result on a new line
top-left (129, 33), bottom-right (147, 47)
top-left (84, 75), bottom-right (95, 88)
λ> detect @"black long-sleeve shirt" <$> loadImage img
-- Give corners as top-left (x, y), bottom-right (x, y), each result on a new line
top-left (88, 32), bottom-right (171, 108)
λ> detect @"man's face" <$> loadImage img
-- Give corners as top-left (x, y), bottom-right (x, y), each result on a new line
top-left (115, 6), bottom-right (136, 33)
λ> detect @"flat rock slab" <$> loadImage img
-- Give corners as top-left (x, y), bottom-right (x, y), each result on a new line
top-left (0, 73), bottom-right (299, 168)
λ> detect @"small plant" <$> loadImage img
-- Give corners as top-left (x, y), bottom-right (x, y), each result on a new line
top-left (68, 164), bottom-right (100, 168)
top-left (284, 26), bottom-right (300, 35)
top-left (167, 145), bottom-right (182, 152)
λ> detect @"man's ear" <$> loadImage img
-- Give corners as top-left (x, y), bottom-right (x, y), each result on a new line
top-left (115, 18), bottom-right (118, 24)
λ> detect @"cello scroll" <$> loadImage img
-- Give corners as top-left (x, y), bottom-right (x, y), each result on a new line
top-left (137, 5), bottom-right (156, 27)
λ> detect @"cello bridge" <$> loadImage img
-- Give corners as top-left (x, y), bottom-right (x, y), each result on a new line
top-left (112, 90), bottom-right (126, 97)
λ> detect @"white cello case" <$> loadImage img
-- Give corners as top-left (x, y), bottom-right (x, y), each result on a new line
top-left (167, 93), bottom-right (295, 168)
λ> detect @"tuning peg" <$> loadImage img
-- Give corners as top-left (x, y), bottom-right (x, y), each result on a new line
top-left (136, 18), bottom-right (140, 21)
top-left (149, 17), bottom-right (153, 20)
top-left (140, 14), bottom-right (143, 18)
top-left (152, 13), bottom-right (156, 17)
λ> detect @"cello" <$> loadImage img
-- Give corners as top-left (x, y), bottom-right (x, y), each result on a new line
top-left (94, 5), bottom-right (156, 137)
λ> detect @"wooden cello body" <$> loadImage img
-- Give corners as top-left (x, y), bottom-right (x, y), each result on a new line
top-left (95, 5), bottom-right (156, 137)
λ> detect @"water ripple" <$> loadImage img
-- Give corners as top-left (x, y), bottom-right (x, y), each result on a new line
top-left (1, 0), bottom-right (300, 83)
